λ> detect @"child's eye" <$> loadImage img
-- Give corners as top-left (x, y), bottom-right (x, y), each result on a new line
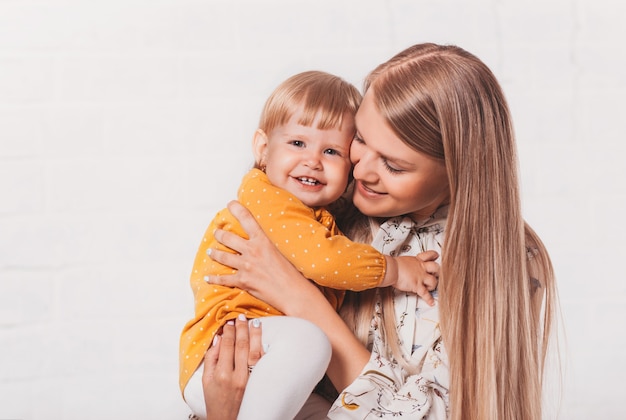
top-left (289, 140), bottom-right (305, 147)
top-left (324, 148), bottom-right (341, 157)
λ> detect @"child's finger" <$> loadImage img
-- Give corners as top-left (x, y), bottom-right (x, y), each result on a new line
top-left (424, 274), bottom-right (438, 291)
top-left (424, 261), bottom-right (440, 276)
top-left (417, 283), bottom-right (435, 306)
top-left (416, 250), bottom-right (439, 262)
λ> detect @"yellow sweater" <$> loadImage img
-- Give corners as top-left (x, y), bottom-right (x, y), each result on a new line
top-left (179, 169), bottom-right (386, 393)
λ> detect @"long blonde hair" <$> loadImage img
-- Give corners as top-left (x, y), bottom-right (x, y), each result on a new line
top-left (338, 43), bottom-right (557, 420)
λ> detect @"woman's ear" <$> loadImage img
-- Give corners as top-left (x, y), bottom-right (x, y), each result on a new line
top-left (252, 129), bottom-right (269, 169)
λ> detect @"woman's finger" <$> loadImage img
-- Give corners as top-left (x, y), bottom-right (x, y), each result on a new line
top-left (202, 334), bottom-right (221, 386)
top-left (202, 321), bottom-right (248, 420)
top-left (205, 273), bottom-right (243, 290)
top-left (207, 247), bottom-right (240, 273)
top-left (248, 318), bottom-right (264, 368)
top-left (213, 228), bottom-right (251, 256)
top-left (216, 321), bottom-right (236, 372)
top-left (234, 315), bottom-right (251, 380)
top-left (227, 200), bottom-right (266, 238)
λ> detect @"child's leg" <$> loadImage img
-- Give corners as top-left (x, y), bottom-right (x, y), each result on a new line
top-left (238, 316), bottom-right (331, 420)
top-left (183, 364), bottom-right (207, 418)
top-left (183, 316), bottom-right (331, 420)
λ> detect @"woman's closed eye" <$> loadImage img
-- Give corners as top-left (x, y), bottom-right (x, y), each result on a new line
top-left (354, 134), bottom-right (402, 173)
top-left (382, 158), bottom-right (404, 174)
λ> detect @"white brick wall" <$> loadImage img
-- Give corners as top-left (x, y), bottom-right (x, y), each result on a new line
top-left (0, 1), bottom-right (623, 419)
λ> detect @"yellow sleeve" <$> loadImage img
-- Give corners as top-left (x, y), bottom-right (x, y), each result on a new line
top-left (239, 169), bottom-right (386, 291)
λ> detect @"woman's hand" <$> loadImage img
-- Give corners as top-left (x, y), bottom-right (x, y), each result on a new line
top-left (206, 201), bottom-right (372, 392)
top-left (202, 315), bottom-right (264, 420)
top-left (206, 200), bottom-right (321, 315)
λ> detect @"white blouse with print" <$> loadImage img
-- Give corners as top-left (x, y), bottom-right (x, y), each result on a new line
top-left (328, 207), bottom-right (450, 419)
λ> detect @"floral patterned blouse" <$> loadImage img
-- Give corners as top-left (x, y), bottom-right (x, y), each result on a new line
top-left (328, 207), bottom-right (450, 419)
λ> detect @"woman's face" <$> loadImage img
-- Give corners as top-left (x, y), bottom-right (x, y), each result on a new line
top-left (351, 91), bottom-right (450, 221)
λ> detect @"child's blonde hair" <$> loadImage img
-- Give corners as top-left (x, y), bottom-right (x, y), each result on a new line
top-left (258, 70), bottom-right (362, 135)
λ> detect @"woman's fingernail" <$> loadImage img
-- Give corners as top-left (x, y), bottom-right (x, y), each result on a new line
top-left (212, 335), bottom-right (219, 346)
top-left (238, 314), bottom-right (247, 322)
top-left (226, 320), bottom-right (234, 326)
top-left (206, 248), bottom-right (212, 256)
top-left (251, 318), bottom-right (261, 328)
top-left (204, 275), bottom-right (210, 283)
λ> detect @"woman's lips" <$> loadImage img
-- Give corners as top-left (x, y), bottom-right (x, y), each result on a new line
top-left (355, 180), bottom-right (385, 198)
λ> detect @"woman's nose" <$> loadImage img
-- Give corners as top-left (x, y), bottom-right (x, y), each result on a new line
top-left (351, 153), bottom-right (375, 182)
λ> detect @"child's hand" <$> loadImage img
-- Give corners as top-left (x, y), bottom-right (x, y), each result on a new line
top-left (383, 251), bottom-right (440, 305)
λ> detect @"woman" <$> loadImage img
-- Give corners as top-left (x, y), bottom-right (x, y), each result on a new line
top-left (202, 43), bottom-right (558, 419)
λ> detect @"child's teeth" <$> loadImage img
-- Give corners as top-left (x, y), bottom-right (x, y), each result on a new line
top-left (299, 177), bottom-right (317, 185)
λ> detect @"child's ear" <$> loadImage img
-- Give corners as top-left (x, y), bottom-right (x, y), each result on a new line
top-left (252, 129), bottom-right (269, 168)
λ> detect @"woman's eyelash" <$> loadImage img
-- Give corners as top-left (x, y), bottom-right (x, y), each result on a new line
top-left (383, 159), bottom-right (403, 174)
top-left (354, 135), bottom-right (402, 173)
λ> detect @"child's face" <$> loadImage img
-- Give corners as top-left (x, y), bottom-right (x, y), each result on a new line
top-left (259, 110), bottom-right (354, 208)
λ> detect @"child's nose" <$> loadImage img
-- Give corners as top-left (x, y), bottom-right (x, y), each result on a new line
top-left (304, 152), bottom-right (322, 170)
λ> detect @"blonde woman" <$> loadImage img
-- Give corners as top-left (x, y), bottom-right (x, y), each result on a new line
top-left (203, 43), bottom-right (558, 420)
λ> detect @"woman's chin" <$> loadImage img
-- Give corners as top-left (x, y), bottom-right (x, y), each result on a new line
top-left (353, 196), bottom-right (391, 218)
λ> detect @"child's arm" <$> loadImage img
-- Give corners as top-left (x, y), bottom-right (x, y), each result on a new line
top-left (380, 251), bottom-right (440, 306)
top-left (241, 170), bottom-right (387, 291)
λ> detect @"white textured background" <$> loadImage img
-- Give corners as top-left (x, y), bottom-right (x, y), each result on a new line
top-left (0, 1), bottom-right (624, 419)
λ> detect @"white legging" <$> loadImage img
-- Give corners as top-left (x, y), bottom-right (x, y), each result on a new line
top-left (184, 316), bottom-right (332, 420)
